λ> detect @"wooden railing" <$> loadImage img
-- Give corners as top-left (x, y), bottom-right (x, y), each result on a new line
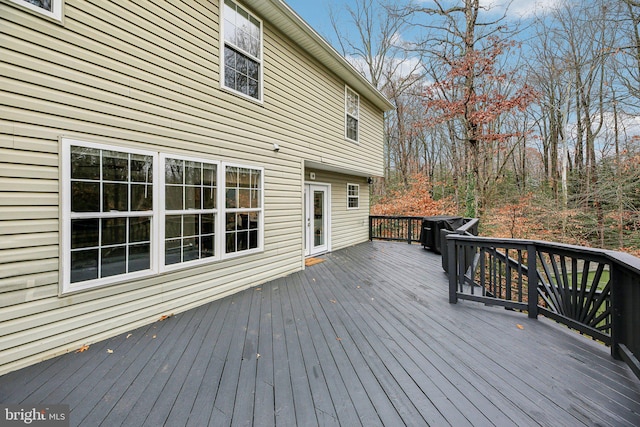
top-left (369, 216), bottom-right (423, 244)
top-left (446, 234), bottom-right (640, 380)
top-left (369, 215), bottom-right (479, 248)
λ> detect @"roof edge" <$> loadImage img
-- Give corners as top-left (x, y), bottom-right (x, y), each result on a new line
top-left (244, 0), bottom-right (395, 112)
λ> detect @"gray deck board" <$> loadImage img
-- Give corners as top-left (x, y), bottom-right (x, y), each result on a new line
top-left (1, 241), bottom-right (639, 426)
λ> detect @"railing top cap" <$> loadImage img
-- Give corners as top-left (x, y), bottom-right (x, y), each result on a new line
top-left (446, 234), bottom-right (640, 274)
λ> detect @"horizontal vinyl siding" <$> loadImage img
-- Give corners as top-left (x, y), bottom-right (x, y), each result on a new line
top-left (264, 26), bottom-right (384, 176)
top-left (0, 0), bottom-right (383, 375)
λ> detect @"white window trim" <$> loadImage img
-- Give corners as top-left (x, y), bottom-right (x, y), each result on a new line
top-left (347, 183), bottom-right (360, 210)
top-left (9, 0), bottom-right (63, 21)
top-left (345, 85), bottom-right (360, 143)
top-left (60, 139), bottom-right (160, 294)
top-left (160, 154), bottom-right (222, 272)
top-left (61, 139), bottom-right (265, 294)
top-left (222, 162), bottom-right (264, 259)
top-left (219, 0), bottom-right (264, 104)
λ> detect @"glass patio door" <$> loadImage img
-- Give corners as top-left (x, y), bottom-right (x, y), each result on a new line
top-left (304, 184), bottom-right (328, 256)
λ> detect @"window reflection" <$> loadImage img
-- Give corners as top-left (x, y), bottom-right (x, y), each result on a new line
top-left (223, 0), bottom-right (261, 99)
top-left (225, 166), bottom-right (261, 254)
top-left (69, 145), bottom-right (153, 284)
top-left (163, 158), bottom-right (217, 266)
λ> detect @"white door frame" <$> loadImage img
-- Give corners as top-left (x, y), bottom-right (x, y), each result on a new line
top-left (304, 182), bottom-right (331, 257)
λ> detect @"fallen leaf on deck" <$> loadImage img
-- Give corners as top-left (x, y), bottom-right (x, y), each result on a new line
top-left (256, 353), bottom-right (261, 359)
top-left (107, 349), bottom-right (114, 354)
top-left (75, 344), bottom-right (90, 353)
top-left (152, 335), bottom-right (157, 339)
top-left (329, 299), bottom-right (337, 304)
top-left (158, 313), bottom-right (173, 321)
top-left (126, 333), bottom-right (132, 339)
top-left (256, 288), bottom-right (262, 291)
top-left (517, 324), bottom-right (524, 330)
top-left (336, 337), bottom-right (342, 341)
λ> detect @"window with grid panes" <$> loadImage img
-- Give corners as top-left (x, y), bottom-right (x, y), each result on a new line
top-left (225, 165), bottom-right (262, 254)
top-left (163, 156), bottom-right (218, 266)
top-left (222, 0), bottom-right (262, 101)
top-left (63, 139), bottom-right (265, 292)
top-left (65, 143), bottom-right (154, 288)
top-left (345, 86), bottom-right (359, 142)
top-left (347, 183), bottom-right (359, 209)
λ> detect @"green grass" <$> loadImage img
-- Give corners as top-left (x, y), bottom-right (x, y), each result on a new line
top-left (564, 270), bottom-right (610, 291)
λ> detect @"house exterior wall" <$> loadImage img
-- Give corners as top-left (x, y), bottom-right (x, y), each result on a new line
top-left (0, 0), bottom-right (386, 375)
top-left (305, 170), bottom-right (370, 251)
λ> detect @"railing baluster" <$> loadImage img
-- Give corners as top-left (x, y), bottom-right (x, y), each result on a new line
top-left (445, 233), bottom-right (639, 381)
top-left (448, 236), bottom-right (457, 303)
top-left (480, 248), bottom-right (486, 296)
top-left (527, 244), bottom-right (538, 319)
top-left (506, 248), bottom-right (512, 302)
top-left (571, 258), bottom-right (578, 320)
top-left (517, 250), bottom-right (523, 303)
top-left (578, 260), bottom-right (590, 322)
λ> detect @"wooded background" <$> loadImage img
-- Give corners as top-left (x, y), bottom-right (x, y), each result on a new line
top-left (330, 0), bottom-right (640, 256)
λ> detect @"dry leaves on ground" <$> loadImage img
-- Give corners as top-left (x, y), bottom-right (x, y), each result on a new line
top-left (75, 344), bottom-right (90, 353)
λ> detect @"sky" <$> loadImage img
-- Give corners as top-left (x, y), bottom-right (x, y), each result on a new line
top-left (284, 0), bottom-right (565, 50)
top-left (285, 0), bottom-right (341, 46)
top-left (283, 0), bottom-right (564, 82)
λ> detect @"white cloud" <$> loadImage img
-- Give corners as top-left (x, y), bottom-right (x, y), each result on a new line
top-left (419, 0), bottom-right (563, 19)
top-left (345, 54), bottom-right (424, 87)
top-left (481, 0), bottom-right (563, 18)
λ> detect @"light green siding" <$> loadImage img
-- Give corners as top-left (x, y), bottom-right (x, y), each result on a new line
top-left (305, 170), bottom-right (371, 251)
top-left (0, 0), bottom-right (386, 374)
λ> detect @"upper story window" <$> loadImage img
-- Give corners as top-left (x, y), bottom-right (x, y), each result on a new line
top-left (345, 86), bottom-right (359, 142)
top-left (347, 184), bottom-right (359, 209)
top-left (9, 0), bottom-right (63, 21)
top-left (222, 0), bottom-right (263, 101)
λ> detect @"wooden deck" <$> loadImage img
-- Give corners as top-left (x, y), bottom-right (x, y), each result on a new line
top-left (1, 241), bottom-right (639, 426)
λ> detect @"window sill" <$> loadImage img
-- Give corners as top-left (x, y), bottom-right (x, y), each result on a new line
top-left (220, 85), bottom-right (264, 106)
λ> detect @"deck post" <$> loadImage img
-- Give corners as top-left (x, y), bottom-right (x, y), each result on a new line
top-left (527, 244), bottom-right (538, 319)
top-left (448, 235), bottom-right (457, 303)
